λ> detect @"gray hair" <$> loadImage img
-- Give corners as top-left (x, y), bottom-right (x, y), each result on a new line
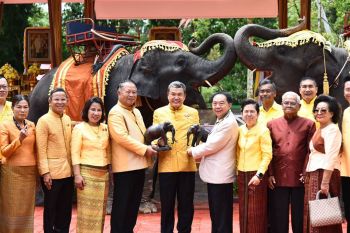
top-left (117, 80), bottom-right (136, 92)
top-left (167, 81), bottom-right (186, 94)
top-left (282, 91), bottom-right (301, 104)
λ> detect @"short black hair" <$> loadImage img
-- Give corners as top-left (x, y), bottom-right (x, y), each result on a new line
top-left (258, 79), bottom-right (276, 92)
top-left (49, 87), bottom-right (67, 99)
top-left (313, 94), bottom-right (341, 124)
top-left (300, 76), bottom-right (318, 87)
top-left (344, 75), bottom-right (350, 84)
top-left (210, 91), bottom-right (233, 104)
top-left (11, 94), bottom-right (29, 107)
top-left (117, 80), bottom-right (137, 92)
top-left (81, 97), bottom-right (105, 124)
top-left (240, 98), bottom-right (259, 114)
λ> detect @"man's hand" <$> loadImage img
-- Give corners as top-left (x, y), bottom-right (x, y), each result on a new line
top-left (187, 148), bottom-right (192, 157)
top-left (74, 174), bottom-right (86, 190)
top-left (43, 173), bottom-right (52, 190)
top-left (248, 176), bottom-right (261, 186)
top-left (268, 176), bottom-right (276, 190)
top-left (299, 173), bottom-right (305, 183)
top-left (157, 138), bottom-right (166, 147)
top-left (145, 146), bottom-right (157, 157)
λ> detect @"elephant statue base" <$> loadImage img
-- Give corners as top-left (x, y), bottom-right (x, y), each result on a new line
top-left (144, 121), bottom-right (176, 152)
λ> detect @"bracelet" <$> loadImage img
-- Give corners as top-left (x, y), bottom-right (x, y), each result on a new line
top-left (256, 173), bottom-right (263, 180)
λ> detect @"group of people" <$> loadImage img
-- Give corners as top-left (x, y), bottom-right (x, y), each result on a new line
top-left (0, 73), bottom-right (349, 233)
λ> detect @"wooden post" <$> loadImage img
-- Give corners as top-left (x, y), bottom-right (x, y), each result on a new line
top-left (48, 0), bottom-right (62, 68)
top-left (300, 0), bottom-right (311, 29)
top-left (278, 0), bottom-right (288, 29)
top-left (84, 0), bottom-right (96, 19)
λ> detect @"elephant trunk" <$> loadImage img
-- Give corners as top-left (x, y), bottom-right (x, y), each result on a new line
top-left (233, 19), bottom-right (306, 70)
top-left (189, 33), bottom-right (236, 86)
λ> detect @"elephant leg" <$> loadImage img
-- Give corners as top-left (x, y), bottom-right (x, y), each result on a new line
top-left (139, 160), bottom-right (158, 214)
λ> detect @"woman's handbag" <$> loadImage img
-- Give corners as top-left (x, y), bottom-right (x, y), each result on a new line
top-left (309, 190), bottom-right (343, 227)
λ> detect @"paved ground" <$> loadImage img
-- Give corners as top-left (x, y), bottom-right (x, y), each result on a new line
top-left (34, 203), bottom-right (347, 233)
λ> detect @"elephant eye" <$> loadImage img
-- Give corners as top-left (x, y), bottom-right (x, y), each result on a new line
top-left (175, 56), bottom-right (187, 68)
top-left (140, 65), bottom-right (152, 74)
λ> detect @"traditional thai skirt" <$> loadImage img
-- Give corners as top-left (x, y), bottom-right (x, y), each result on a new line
top-left (238, 171), bottom-right (268, 233)
top-left (76, 165), bottom-right (109, 233)
top-left (303, 169), bottom-right (342, 233)
top-left (0, 165), bottom-right (37, 233)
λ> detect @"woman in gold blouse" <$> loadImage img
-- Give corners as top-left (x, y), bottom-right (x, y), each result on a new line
top-left (0, 95), bottom-right (36, 233)
top-left (237, 99), bottom-right (272, 233)
top-left (71, 97), bottom-right (110, 233)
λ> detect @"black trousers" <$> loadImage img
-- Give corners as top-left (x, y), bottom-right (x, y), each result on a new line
top-left (269, 186), bottom-right (304, 233)
top-left (110, 168), bottom-right (146, 233)
top-left (41, 176), bottom-right (74, 233)
top-left (159, 172), bottom-right (195, 233)
top-left (207, 183), bottom-right (233, 233)
top-left (342, 177), bottom-right (350, 233)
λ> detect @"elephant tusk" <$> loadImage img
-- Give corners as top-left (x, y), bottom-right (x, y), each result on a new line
top-left (204, 80), bottom-right (212, 87)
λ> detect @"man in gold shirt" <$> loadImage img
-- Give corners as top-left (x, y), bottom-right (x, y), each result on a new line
top-left (153, 81), bottom-right (199, 233)
top-left (108, 81), bottom-right (157, 233)
top-left (257, 79), bottom-right (283, 125)
top-left (36, 88), bottom-right (73, 233)
top-left (298, 77), bottom-right (318, 122)
top-left (0, 77), bottom-right (13, 164)
top-left (342, 75), bottom-right (350, 233)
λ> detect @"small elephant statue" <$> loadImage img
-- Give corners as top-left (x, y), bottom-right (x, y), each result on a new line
top-left (187, 124), bottom-right (209, 147)
top-left (144, 121), bottom-right (176, 151)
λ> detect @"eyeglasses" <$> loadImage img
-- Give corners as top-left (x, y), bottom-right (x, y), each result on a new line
top-left (0, 85), bottom-right (8, 90)
top-left (282, 101), bottom-right (297, 107)
top-left (313, 108), bottom-right (328, 114)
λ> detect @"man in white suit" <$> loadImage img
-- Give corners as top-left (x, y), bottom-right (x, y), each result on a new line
top-left (187, 92), bottom-right (239, 233)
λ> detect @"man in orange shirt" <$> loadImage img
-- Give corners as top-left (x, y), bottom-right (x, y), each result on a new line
top-left (108, 81), bottom-right (157, 233)
top-left (36, 88), bottom-right (73, 233)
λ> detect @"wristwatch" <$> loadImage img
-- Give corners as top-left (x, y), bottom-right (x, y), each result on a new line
top-left (256, 172), bottom-right (264, 180)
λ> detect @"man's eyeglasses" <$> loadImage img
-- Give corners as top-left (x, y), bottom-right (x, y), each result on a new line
top-left (313, 109), bottom-right (328, 114)
top-left (0, 85), bottom-right (8, 90)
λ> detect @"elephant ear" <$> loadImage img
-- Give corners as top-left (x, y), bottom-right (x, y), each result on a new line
top-left (129, 57), bottom-right (161, 100)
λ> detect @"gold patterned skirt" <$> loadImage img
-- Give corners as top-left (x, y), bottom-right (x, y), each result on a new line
top-left (77, 165), bottom-right (109, 233)
top-left (0, 165), bottom-right (37, 233)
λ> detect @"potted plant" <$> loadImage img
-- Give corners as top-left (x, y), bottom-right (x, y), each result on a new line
top-left (0, 63), bottom-right (20, 87)
top-left (27, 63), bottom-right (40, 90)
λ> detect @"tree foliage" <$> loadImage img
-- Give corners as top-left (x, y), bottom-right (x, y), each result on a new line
top-left (0, 4), bottom-right (40, 72)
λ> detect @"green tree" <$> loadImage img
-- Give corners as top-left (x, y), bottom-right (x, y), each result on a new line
top-left (0, 4), bottom-right (41, 72)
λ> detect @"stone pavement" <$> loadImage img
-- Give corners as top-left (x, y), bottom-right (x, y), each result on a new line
top-left (34, 203), bottom-right (239, 233)
top-left (33, 203), bottom-right (348, 233)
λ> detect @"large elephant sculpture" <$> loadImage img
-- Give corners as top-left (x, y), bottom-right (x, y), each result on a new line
top-left (234, 20), bottom-right (350, 108)
top-left (28, 33), bottom-right (236, 125)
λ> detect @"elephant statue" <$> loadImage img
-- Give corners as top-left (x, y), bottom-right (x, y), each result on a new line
top-left (144, 121), bottom-right (176, 151)
top-left (187, 124), bottom-right (209, 147)
top-left (28, 33), bottom-right (236, 126)
top-left (234, 19), bottom-right (350, 108)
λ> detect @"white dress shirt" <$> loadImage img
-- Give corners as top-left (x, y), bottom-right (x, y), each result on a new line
top-left (306, 123), bottom-right (342, 172)
top-left (191, 111), bottom-right (239, 184)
